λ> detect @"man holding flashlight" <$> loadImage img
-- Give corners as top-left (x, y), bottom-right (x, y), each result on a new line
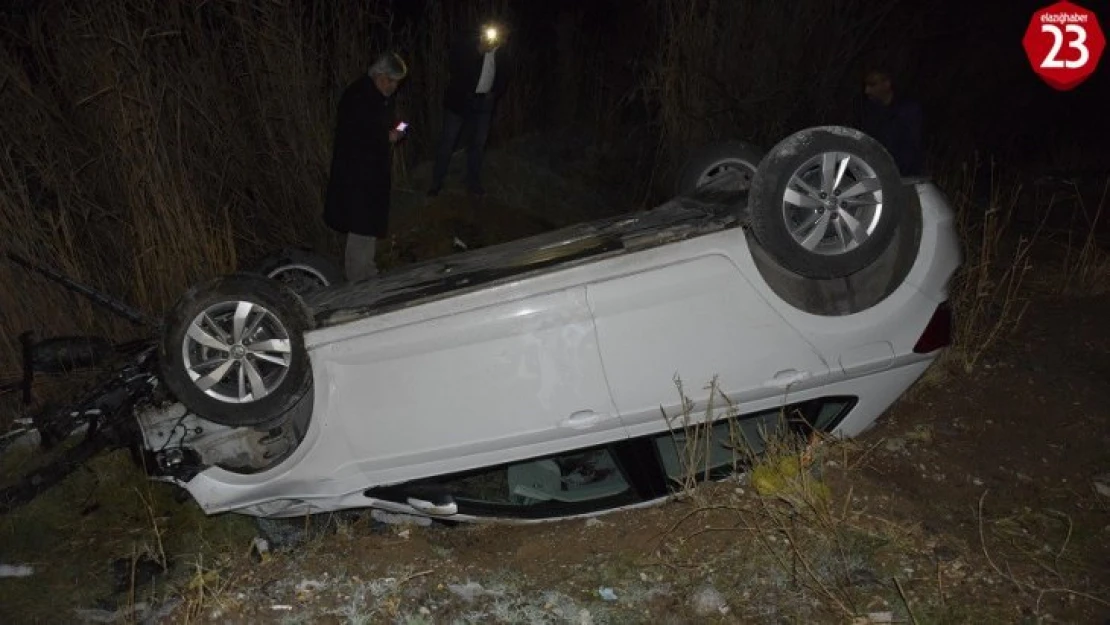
top-left (428, 22), bottom-right (511, 197)
top-left (323, 52), bottom-right (408, 282)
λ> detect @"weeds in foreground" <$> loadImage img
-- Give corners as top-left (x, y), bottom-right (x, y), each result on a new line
top-left (976, 490), bottom-right (1110, 615)
top-left (941, 156), bottom-right (1042, 373)
top-left (939, 160), bottom-right (1110, 374)
top-left (0, 449), bottom-right (256, 623)
top-left (649, 376), bottom-right (1110, 622)
top-left (1056, 177), bottom-right (1110, 296)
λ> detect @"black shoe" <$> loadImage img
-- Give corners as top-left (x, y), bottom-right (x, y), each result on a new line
top-left (427, 185), bottom-right (441, 197)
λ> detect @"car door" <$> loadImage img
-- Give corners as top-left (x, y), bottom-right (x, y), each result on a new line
top-left (585, 249), bottom-right (832, 438)
top-left (307, 284), bottom-right (626, 485)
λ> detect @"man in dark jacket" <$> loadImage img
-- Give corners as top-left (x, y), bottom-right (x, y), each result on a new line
top-left (860, 68), bottom-right (925, 177)
top-left (428, 23), bottom-right (511, 197)
top-left (323, 52), bottom-right (408, 282)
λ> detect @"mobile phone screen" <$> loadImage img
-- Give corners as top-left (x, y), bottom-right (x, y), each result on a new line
top-left (395, 121), bottom-right (408, 132)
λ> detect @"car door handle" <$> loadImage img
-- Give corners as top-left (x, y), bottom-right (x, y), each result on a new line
top-left (560, 410), bottom-right (604, 429)
top-left (765, 369), bottom-right (810, 389)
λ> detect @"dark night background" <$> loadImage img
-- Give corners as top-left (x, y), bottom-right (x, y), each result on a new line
top-left (387, 0), bottom-right (1110, 170)
top-left (383, 0), bottom-right (1110, 173)
top-left (0, 0), bottom-right (1107, 338)
top-left (2, 3), bottom-right (1110, 622)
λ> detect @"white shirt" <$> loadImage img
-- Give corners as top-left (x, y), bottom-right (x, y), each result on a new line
top-left (475, 51), bottom-right (496, 94)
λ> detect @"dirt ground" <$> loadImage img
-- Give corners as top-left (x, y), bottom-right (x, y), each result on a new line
top-left (153, 286), bottom-right (1108, 625)
top-left (2, 167), bottom-right (1109, 624)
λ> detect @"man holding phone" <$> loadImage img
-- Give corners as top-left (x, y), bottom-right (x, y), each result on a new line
top-left (322, 52), bottom-right (409, 282)
top-left (428, 21), bottom-right (511, 197)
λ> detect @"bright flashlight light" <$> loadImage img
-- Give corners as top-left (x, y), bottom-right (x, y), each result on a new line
top-left (484, 26), bottom-right (499, 42)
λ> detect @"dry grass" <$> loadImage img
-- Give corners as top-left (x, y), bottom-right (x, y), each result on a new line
top-left (1054, 177), bottom-right (1110, 296)
top-left (975, 491), bottom-right (1110, 615)
top-left (0, 0), bottom-right (362, 367)
top-left (0, 449), bottom-right (257, 623)
top-left (927, 157), bottom-right (1110, 374)
top-left (639, 0), bottom-right (928, 196)
top-left (651, 376), bottom-right (1110, 623)
top-left (936, 157), bottom-right (1040, 373)
top-left (0, 0), bottom-right (542, 374)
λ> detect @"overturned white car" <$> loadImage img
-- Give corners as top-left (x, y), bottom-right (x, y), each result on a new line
top-left (135, 126), bottom-right (959, 522)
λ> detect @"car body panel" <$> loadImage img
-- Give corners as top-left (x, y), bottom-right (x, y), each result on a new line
top-left (583, 239), bottom-right (833, 437)
top-left (730, 181), bottom-right (960, 437)
top-left (307, 283), bottom-right (624, 478)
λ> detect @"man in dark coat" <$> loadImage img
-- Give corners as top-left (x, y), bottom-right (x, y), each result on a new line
top-left (323, 52), bottom-right (408, 281)
top-left (428, 23), bottom-right (511, 197)
top-left (860, 68), bottom-right (925, 177)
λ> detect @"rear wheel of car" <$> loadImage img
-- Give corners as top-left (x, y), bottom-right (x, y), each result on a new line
top-left (676, 141), bottom-right (765, 195)
top-left (252, 248), bottom-right (344, 295)
top-left (748, 126), bottom-right (907, 279)
top-left (158, 273), bottom-right (313, 428)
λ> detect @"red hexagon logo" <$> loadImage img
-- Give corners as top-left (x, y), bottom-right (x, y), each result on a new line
top-left (1023, 1), bottom-right (1105, 91)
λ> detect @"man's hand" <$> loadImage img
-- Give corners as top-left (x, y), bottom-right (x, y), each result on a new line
top-left (389, 129), bottom-right (404, 144)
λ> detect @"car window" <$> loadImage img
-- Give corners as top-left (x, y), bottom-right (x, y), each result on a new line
top-left (654, 397), bottom-right (855, 485)
top-left (806, 398), bottom-right (855, 432)
top-left (373, 397), bottom-right (855, 519)
top-left (435, 447), bottom-right (639, 516)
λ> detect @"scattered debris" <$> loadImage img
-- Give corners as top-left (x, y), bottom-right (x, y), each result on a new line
top-left (110, 554), bottom-right (165, 592)
top-left (852, 611), bottom-right (896, 624)
top-left (371, 509), bottom-right (433, 527)
top-left (73, 599), bottom-right (180, 624)
top-left (1093, 474), bottom-right (1110, 498)
top-left (295, 578), bottom-right (327, 601)
top-left (689, 584), bottom-right (728, 616)
top-left (883, 436), bottom-right (909, 455)
top-left (0, 564), bottom-right (33, 578)
top-left (597, 586), bottom-right (617, 601)
top-left (448, 581), bottom-right (499, 603)
top-left (250, 536), bottom-right (271, 563)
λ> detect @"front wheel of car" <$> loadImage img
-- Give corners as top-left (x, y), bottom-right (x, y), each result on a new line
top-left (251, 247), bottom-right (344, 295)
top-left (748, 126), bottom-right (907, 279)
top-left (158, 273), bottom-right (313, 428)
top-left (676, 141), bottom-right (765, 196)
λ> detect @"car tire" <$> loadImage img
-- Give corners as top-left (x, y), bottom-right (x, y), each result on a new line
top-left (676, 141), bottom-right (765, 195)
top-left (158, 272), bottom-right (313, 428)
top-left (252, 248), bottom-right (344, 295)
top-left (748, 126), bottom-right (907, 279)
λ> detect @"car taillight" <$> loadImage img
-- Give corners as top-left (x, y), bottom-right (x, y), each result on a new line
top-left (913, 301), bottom-right (952, 354)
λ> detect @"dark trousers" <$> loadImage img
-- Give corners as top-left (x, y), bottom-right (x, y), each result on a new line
top-left (430, 96), bottom-right (494, 192)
